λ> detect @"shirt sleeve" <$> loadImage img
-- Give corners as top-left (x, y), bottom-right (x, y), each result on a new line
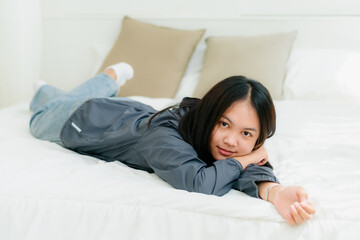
top-left (135, 127), bottom-right (244, 196)
top-left (232, 164), bottom-right (280, 198)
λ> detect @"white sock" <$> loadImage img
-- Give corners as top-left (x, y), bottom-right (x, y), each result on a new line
top-left (34, 80), bottom-right (47, 92)
top-left (105, 62), bottom-right (134, 87)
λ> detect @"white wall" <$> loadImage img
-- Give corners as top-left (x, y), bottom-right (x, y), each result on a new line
top-left (0, 0), bottom-right (41, 109)
top-left (1, 0), bottom-right (360, 108)
top-left (43, 0), bottom-right (360, 18)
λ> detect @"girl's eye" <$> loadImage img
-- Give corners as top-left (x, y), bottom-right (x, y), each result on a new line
top-left (221, 122), bottom-right (228, 127)
top-left (243, 131), bottom-right (251, 137)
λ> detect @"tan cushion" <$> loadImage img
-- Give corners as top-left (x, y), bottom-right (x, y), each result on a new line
top-left (193, 32), bottom-right (297, 100)
top-left (98, 16), bottom-right (205, 98)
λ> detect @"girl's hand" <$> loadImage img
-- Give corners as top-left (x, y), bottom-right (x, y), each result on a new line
top-left (268, 186), bottom-right (316, 225)
top-left (233, 146), bottom-right (268, 169)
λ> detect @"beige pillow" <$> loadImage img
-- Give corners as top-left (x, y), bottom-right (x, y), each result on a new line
top-left (98, 16), bottom-right (205, 98)
top-left (193, 32), bottom-right (297, 100)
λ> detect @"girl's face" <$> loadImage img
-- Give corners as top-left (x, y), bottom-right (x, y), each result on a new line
top-left (210, 99), bottom-right (260, 161)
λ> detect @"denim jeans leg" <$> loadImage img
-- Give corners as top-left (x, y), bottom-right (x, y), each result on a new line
top-left (30, 85), bottom-right (66, 112)
top-left (29, 73), bottom-right (120, 145)
top-left (67, 73), bottom-right (119, 98)
top-left (30, 96), bottom-right (77, 145)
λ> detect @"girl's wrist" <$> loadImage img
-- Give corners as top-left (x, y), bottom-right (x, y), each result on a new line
top-left (258, 182), bottom-right (282, 202)
top-left (233, 155), bottom-right (250, 170)
top-left (267, 184), bottom-right (283, 204)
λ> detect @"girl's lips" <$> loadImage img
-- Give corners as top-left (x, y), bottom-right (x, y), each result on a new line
top-left (217, 147), bottom-right (234, 156)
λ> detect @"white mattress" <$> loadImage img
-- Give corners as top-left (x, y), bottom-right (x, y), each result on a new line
top-left (1, 99), bottom-right (360, 240)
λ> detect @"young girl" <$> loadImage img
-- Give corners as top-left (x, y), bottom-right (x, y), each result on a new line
top-left (29, 63), bottom-right (315, 226)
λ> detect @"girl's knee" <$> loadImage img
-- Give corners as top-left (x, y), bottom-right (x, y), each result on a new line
top-left (29, 107), bottom-right (63, 143)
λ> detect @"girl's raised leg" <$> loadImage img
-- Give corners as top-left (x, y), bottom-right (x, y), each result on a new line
top-left (29, 63), bottom-right (133, 145)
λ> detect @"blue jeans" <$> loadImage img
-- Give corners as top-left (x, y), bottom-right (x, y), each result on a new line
top-left (29, 73), bottom-right (120, 145)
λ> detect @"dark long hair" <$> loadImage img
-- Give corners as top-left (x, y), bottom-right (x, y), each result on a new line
top-left (179, 76), bottom-right (276, 166)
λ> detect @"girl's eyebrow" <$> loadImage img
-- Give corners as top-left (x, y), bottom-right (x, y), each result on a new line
top-left (222, 115), bottom-right (257, 132)
top-left (222, 115), bottom-right (233, 124)
top-left (244, 127), bottom-right (257, 132)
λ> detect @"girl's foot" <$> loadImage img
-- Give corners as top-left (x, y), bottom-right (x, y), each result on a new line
top-left (105, 62), bottom-right (134, 87)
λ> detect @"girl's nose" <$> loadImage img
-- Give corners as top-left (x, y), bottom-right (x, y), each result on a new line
top-left (223, 134), bottom-right (238, 147)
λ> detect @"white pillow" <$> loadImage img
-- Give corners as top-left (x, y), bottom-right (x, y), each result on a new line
top-left (284, 49), bottom-right (360, 102)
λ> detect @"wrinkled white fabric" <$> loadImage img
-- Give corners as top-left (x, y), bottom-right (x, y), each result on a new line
top-left (0, 100), bottom-right (360, 240)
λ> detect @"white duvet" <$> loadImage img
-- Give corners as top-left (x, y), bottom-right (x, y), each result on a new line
top-left (1, 99), bottom-right (360, 240)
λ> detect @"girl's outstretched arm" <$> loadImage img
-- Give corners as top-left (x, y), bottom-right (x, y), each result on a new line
top-left (258, 182), bottom-right (316, 225)
top-left (233, 146), bottom-right (316, 225)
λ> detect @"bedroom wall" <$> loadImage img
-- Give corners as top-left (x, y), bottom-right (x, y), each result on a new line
top-left (0, 0), bottom-right (41, 109)
top-left (1, 0), bottom-right (360, 108)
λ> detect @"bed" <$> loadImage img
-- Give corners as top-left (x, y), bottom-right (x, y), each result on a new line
top-left (1, 16), bottom-right (360, 240)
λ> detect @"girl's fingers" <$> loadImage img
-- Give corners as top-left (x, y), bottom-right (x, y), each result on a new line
top-left (256, 158), bottom-right (268, 166)
top-left (300, 201), bottom-right (316, 214)
top-left (290, 204), bottom-right (304, 224)
top-left (295, 202), bottom-right (312, 221)
top-left (290, 202), bottom-right (314, 225)
top-left (297, 188), bottom-right (316, 214)
top-left (297, 188), bottom-right (309, 202)
top-left (257, 159), bottom-right (265, 166)
top-left (285, 212), bottom-right (296, 226)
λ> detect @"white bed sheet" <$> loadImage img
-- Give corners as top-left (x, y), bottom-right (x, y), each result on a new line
top-left (0, 99), bottom-right (360, 240)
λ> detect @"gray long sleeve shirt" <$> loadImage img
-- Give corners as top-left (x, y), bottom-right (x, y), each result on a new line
top-left (60, 98), bottom-right (279, 198)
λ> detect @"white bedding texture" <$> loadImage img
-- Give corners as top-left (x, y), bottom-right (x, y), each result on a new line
top-left (1, 98), bottom-right (360, 240)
